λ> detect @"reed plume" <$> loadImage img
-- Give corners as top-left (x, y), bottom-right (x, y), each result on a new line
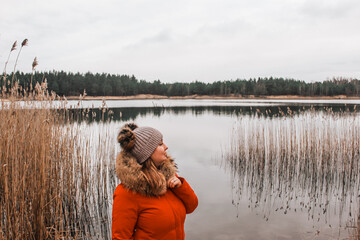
top-left (2, 41), bottom-right (17, 90)
top-left (11, 38), bottom-right (28, 86)
top-left (30, 57), bottom-right (38, 91)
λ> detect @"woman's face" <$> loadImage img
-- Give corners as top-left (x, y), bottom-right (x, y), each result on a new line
top-left (150, 140), bottom-right (168, 167)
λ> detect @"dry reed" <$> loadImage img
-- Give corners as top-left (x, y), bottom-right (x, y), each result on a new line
top-left (2, 41), bottom-right (17, 84)
top-left (224, 108), bottom-right (360, 235)
top-left (1, 43), bottom-right (117, 239)
top-left (10, 39), bottom-right (28, 86)
top-left (0, 86), bottom-right (117, 239)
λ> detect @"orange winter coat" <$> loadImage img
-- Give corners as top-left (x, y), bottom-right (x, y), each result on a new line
top-left (112, 151), bottom-right (198, 240)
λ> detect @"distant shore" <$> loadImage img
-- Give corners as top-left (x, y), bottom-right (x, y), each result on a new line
top-left (2, 94), bottom-right (360, 102)
top-left (65, 94), bottom-right (360, 101)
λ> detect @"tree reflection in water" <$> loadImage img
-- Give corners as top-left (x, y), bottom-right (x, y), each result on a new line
top-left (223, 109), bottom-right (359, 228)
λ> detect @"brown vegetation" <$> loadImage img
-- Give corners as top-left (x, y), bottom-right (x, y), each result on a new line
top-left (0, 84), bottom-right (108, 239)
top-left (224, 107), bottom-right (360, 238)
top-left (1, 85), bottom-right (115, 240)
top-left (1, 41), bottom-right (114, 239)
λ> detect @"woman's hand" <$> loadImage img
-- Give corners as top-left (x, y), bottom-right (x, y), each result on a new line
top-left (168, 175), bottom-right (182, 189)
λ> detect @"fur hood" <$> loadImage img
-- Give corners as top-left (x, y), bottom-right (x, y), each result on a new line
top-left (115, 150), bottom-right (177, 197)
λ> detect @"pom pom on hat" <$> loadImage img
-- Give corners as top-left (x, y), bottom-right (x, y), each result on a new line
top-left (117, 123), bottom-right (138, 151)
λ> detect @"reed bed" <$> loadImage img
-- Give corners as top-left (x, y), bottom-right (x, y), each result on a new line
top-left (1, 39), bottom-right (119, 239)
top-left (0, 83), bottom-right (117, 239)
top-left (224, 108), bottom-right (360, 236)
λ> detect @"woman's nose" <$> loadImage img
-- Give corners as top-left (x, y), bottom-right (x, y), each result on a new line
top-left (164, 143), bottom-right (168, 150)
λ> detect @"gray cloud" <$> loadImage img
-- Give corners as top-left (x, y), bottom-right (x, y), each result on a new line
top-left (301, 0), bottom-right (359, 19)
top-left (1, 0), bottom-right (359, 82)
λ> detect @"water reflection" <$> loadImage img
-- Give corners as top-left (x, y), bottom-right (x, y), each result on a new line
top-left (222, 110), bottom-right (359, 228)
top-left (68, 103), bottom-right (359, 239)
top-left (67, 104), bottom-right (358, 123)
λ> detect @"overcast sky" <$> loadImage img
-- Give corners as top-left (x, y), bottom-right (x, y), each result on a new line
top-left (1, 0), bottom-right (359, 83)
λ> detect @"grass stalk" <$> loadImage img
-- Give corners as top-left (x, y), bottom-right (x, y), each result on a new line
top-left (225, 109), bottom-right (359, 232)
top-left (1, 43), bottom-right (116, 238)
top-left (11, 39), bottom-right (28, 87)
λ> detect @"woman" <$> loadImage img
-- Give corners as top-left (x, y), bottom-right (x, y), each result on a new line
top-left (112, 123), bottom-right (198, 240)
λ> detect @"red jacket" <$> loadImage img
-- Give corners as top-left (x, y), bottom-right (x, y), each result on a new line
top-left (112, 151), bottom-right (198, 240)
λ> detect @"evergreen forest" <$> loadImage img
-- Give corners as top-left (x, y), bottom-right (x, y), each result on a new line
top-left (2, 71), bottom-right (360, 97)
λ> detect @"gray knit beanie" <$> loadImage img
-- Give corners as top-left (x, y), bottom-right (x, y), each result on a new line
top-left (117, 123), bottom-right (163, 164)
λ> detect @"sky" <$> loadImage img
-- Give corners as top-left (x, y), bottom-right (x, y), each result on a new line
top-left (1, 0), bottom-right (360, 83)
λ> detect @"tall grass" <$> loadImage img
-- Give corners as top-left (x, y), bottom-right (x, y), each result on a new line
top-left (224, 108), bottom-right (359, 236)
top-left (0, 42), bottom-right (117, 239)
top-left (1, 86), bottom-right (117, 239)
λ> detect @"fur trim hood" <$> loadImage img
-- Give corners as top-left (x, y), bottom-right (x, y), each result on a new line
top-left (115, 150), bottom-right (177, 197)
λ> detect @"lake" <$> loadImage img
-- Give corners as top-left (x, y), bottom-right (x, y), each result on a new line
top-left (74, 99), bottom-right (359, 240)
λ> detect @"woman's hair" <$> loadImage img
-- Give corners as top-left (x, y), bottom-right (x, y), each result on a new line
top-left (141, 158), bottom-right (167, 193)
top-left (117, 123), bottom-right (167, 192)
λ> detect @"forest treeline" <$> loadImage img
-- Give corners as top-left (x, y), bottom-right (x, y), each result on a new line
top-left (2, 71), bottom-right (360, 97)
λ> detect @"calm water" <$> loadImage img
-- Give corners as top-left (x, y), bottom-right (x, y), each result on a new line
top-left (79, 99), bottom-right (359, 240)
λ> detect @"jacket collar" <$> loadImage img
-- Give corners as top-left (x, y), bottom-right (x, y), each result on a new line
top-left (115, 150), bottom-right (177, 197)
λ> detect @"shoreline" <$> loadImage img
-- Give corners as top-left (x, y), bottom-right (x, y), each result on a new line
top-left (2, 94), bottom-right (360, 102)
top-left (65, 94), bottom-right (360, 101)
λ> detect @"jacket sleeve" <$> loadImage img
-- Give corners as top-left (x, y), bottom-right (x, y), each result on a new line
top-left (171, 176), bottom-right (198, 214)
top-left (112, 185), bottom-right (138, 240)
